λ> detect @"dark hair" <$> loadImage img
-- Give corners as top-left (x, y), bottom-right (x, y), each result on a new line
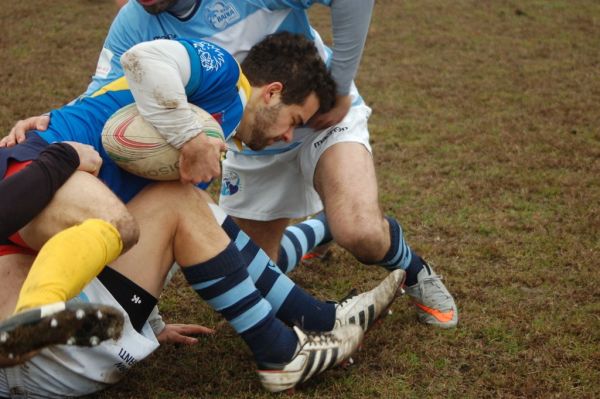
top-left (241, 31), bottom-right (336, 114)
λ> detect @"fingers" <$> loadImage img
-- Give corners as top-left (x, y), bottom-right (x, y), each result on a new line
top-left (171, 324), bottom-right (216, 335)
top-left (309, 95), bottom-right (352, 130)
top-left (158, 324), bottom-right (216, 345)
top-left (63, 141), bottom-right (103, 175)
top-left (1, 115), bottom-right (50, 148)
top-left (36, 115), bottom-right (50, 131)
top-left (178, 136), bottom-right (224, 184)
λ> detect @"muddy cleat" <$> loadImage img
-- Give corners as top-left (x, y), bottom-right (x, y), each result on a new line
top-left (257, 324), bottom-right (364, 393)
top-left (405, 262), bottom-right (458, 328)
top-left (333, 269), bottom-right (406, 333)
top-left (301, 241), bottom-right (333, 264)
top-left (0, 302), bottom-right (124, 358)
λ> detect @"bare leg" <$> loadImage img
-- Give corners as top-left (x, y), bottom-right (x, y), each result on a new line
top-left (314, 142), bottom-right (390, 263)
top-left (109, 182), bottom-right (230, 297)
top-left (13, 172), bottom-right (137, 312)
top-left (19, 171), bottom-right (138, 252)
top-left (0, 254), bottom-right (32, 319)
top-left (232, 217), bottom-right (290, 261)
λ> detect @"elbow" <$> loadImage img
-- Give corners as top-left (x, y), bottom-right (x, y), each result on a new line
top-left (121, 46), bottom-right (145, 84)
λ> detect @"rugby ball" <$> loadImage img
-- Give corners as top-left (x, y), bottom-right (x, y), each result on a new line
top-left (101, 103), bottom-right (224, 181)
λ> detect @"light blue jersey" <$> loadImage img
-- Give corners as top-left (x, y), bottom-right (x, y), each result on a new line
top-left (86, 0), bottom-right (371, 155)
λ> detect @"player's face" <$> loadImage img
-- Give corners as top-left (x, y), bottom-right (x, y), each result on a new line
top-left (136, 0), bottom-right (178, 14)
top-left (245, 92), bottom-right (320, 151)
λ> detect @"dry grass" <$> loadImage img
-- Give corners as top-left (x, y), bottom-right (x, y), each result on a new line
top-left (1, 0), bottom-right (599, 397)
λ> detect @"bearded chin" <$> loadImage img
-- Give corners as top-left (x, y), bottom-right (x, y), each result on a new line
top-left (246, 104), bottom-right (281, 150)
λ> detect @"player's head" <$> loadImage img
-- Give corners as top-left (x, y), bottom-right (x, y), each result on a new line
top-left (239, 32), bottom-right (336, 151)
top-left (136, 0), bottom-right (178, 14)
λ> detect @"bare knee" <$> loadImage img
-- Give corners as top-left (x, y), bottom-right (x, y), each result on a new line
top-left (111, 208), bottom-right (139, 252)
top-left (331, 215), bottom-right (389, 263)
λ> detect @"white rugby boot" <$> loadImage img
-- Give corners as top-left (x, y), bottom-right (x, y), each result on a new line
top-left (257, 324), bottom-right (364, 393)
top-left (333, 269), bottom-right (405, 333)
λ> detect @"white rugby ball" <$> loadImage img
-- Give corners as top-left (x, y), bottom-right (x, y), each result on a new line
top-left (101, 103), bottom-right (224, 181)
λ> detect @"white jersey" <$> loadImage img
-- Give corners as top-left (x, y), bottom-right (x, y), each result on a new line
top-left (0, 278), bottom-right (159, 398)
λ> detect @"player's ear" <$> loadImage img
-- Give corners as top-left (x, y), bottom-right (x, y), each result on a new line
top-left (262, 82), bottom-right (283, 105)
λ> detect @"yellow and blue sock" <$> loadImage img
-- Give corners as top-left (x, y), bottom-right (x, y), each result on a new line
top-left (15, 219), bottom-right (123, 313)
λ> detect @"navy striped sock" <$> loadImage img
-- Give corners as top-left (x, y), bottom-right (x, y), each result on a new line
top-left (278, 211), bottom-right (332, 273)
top-left (378, 216), bottom-right (424, 286)
top-left (181, 241), bottom-right (297, 364)
top-left (222, 216), bottom-right (335, 331)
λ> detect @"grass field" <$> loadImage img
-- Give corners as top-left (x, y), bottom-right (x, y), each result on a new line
top-left (1, 1), bottom-right (599, 398)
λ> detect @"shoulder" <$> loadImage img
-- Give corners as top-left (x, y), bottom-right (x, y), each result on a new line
top-left (178, 39), bottom-right (237, 74)
top-left (107, 1), bottom-right (155, 41)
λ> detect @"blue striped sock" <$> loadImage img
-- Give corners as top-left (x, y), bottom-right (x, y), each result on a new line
top-left (278, 211), bottom-right (332, 273)
top-left (378, 216), bottom-right (424, 286)
top-left (222, 216), bottom-right (335, 331)
top-left (181, 242), bottom-right (297, 364)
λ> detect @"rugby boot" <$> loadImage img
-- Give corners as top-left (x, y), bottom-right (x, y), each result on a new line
top-left (301, 241), bottom-right (333, 264)
top-left (333, 269), bottom-right (405, 333)
top-left (0, 301), bottom-right (124, 358)
top-left (257, 324), bottom-right (364, 392)
top-left (404, 261), bottom-right (458, 328)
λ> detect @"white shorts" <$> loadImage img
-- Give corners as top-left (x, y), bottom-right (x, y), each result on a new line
top-left (0, 278), bottom-right (159, 398)
top-left (219, 102), bottom-right (372, 221)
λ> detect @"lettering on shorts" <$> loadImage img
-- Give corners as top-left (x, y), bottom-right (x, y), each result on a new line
top-left (313, 126), bottom-right (349, 149)
top-left (114, 347), bottom-right (138, 373)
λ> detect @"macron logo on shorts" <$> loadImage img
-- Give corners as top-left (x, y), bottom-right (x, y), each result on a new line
top-left (131, 295), bottom-right (142, 305)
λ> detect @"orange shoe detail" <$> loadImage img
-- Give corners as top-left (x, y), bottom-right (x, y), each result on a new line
top-left (301, 252), bottom-right (321, 261)
top-left (413, 302), bottom-right (455, 323)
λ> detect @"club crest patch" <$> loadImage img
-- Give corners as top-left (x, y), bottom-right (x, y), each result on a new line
top-left (192, 41), bottom-right (226, 71)
top-left (204, 1), bottom-right (240, 30)
top-left (221, 170), bottom-right (240, 196)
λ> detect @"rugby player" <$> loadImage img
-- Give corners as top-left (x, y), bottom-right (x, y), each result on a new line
top-left (0, 34), bottom-right (404, 394)
top-left (3, 0), bottom-right (457, 328)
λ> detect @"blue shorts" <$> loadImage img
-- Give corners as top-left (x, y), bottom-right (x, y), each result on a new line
top-left (0, 131), bottom-right (152, 203)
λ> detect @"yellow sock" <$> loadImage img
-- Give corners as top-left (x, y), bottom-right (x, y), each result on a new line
top-left (14, 219), bottom-right (123, 313)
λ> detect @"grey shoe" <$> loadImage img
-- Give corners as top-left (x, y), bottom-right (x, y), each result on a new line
top-left (405, 262), bottom-right (458, 328)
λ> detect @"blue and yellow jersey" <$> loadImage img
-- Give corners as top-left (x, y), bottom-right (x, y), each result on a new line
top-left (35, 38), bottom-right (248, 202)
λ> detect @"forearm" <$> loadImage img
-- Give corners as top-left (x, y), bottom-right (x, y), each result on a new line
top-left (0, 143), bottom-right (80, 238)
top-left (121, 40), bottom-right (203, 149)
top-left (330, 0), bottom-right (374, 95)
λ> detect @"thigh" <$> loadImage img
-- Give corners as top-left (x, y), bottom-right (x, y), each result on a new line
top-left (314, 142), bottom-right (383, 236)
top-left (110, 182), bottom-right (230, 296)
top-left (18, 171), bottom-right (132, 251)
top-left (0, 254), bottom-right (33, 319)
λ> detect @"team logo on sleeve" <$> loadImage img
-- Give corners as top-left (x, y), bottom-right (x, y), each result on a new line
top-left (205, 1), bottom-right (240, 30)
top-left (192, 41), bottom-right (226, 71)
top-left (221, 171), bottom-right (240, 196)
